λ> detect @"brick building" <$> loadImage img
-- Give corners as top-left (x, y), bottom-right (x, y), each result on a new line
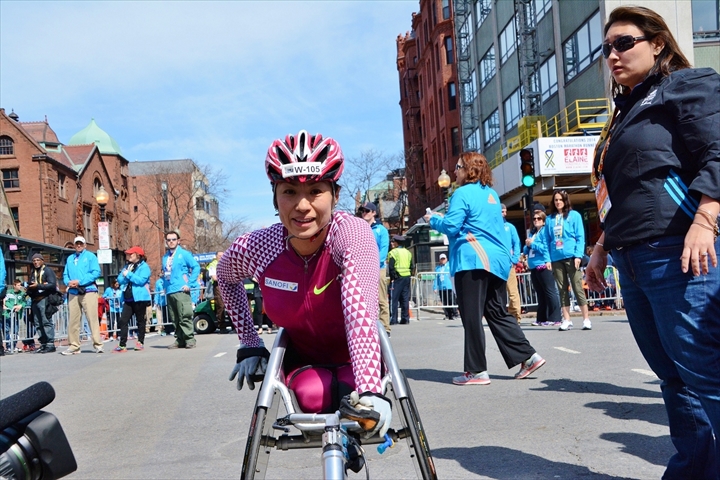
top-left (397, 0), bottom-right (462, 222)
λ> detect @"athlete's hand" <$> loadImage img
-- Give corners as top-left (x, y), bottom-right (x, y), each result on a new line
top-left (229, 343), bottom-right (270, 391)
top-left (340, 391), bottom-right (392, 438)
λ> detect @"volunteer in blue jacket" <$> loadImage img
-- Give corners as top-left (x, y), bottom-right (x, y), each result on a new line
top-left (426, 151), bottom-right (545, 386)
top-left (545, 191), bottom-right (590, 331)
top-left (162, 230), bottom-right (200, 349)
top-left (114, 246), bottom-right (151, 352)
top-left (433, 253), bottom-right (456, 320)
top-left (61, 236), bottom-right (103, 355)
top-left (359, 201), bottom-right (391, 334)
top-left (524, 211), bottom-right (561, 326)
top-left (153, 276), bottom-right (170, 335)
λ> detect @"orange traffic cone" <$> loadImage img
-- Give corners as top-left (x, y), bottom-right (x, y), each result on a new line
top-left (100, 314), bottom-right (108, 340)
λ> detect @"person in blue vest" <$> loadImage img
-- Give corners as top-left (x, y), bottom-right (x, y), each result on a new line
top-left (358, 201), bottom-right (391, 335)
top-left (115, 246), bottom-right (151, 352)
top-left (433, 253), bottom-right (457, 320)
top-left (162, 230), bottom-right (200, 349)
top-left (153, 275), bottom-right (170, 335)
top-left (102, 280), bottom-right (123, 336)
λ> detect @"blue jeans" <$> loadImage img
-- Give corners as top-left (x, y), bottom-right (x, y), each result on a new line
top-left (613, 235), bottom-right (720, 479)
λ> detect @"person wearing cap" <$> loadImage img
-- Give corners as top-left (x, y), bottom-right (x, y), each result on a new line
top-left (61, 236), bottom-right (103, 355)
top-left (359, 201), bottom-right (391, 335)
top-left (162, 230), bottom-right (200, 349)
top-left (433, 253), bottom-right (457, 320)
top-left (388, 234), bottom-right (413, 325)
top-left (114, 246), bottom-right (151, 352)
top-left (27, 253), bottom-right (58, 353)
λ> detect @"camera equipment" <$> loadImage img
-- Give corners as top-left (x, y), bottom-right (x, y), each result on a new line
top-left (0, 382), bottom-right (77, 480)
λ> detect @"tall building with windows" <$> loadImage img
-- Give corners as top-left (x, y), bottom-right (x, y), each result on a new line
top-left (397, 0), bottom-right (462, 222)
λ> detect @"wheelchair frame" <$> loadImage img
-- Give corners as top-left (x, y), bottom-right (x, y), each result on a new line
top-left (240, 321), bottom-right (437, 480)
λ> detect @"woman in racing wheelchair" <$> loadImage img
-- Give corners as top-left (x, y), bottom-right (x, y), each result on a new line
top-left (217, 130), bottom-right (391, 439)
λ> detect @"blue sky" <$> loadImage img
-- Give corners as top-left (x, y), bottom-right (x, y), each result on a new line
top-left (0, 0), bottom-right (417, 228)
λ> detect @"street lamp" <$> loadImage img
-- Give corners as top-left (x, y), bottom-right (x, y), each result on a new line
top-left (94, 185), bottom-right (110, 290)
top-left (437, 169), bottom-right (451, 210)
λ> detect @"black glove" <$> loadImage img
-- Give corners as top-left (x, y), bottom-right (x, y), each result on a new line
top-left (228, 346), bottom-right (270, 390)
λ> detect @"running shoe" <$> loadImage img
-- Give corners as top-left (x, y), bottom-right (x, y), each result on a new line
top-left (135, 342), bottom-right (144, 351)
top-left (582, 319), bottom-right (592, 330)
top-left (60, 348), bottom-right (81, 356)
top-left (515, 353), bottom-right (546, 379)
top-left (452, 371), bottom-right (491, 386)
top-left (113, 346), bottom-right (127, 353)
top-left (559, 320), bottom-right (573, 331)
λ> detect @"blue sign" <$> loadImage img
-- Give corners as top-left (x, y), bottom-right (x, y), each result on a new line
top-left (193, 252), bottom-right (217, 263)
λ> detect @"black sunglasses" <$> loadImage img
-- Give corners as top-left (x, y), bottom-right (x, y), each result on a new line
top-left (533, 217), bottom-right (543, 221)
top-left (455, 164), bottom-right (465, 171)
top-left (602, 35), bottom-right (647, 59)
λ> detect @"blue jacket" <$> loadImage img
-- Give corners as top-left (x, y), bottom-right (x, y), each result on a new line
top-left (523, 226), bottom-right (552, 269)
top-left (117, 260), bottom-right (151, 302)
top-left (0, 247), bottom-right (6, 292)
top-left (504, 221), bottom-right (521, 264)
top-left (162, 246), bottom-right (200, 295)
top-left (545, 210), bottom-right (585, 262)
top-left (430, 182), bottom-right (511, 281)
top-left (433, 263), bottom-right (453, 291)
top-left (154, 278), bottom-right (166, 306)
top-left (371, 222), bottom-right (389, 269)
top-left (102, 287), bottom-right (123, 312)
top-left (63, 249), bottom-right (101, 294)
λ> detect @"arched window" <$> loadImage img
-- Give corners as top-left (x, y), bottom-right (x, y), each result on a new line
top-left (93, 178), bottom-right (103, 198)
top-left (0, 136), bottom-right (13, 155)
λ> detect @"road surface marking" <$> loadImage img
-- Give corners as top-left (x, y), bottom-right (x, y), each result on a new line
top-left (632, 368), bottom-right (658, 378)
top-left (554, 346), bottom-right (581, 354)
top-left (214, 352), bottom-right (227, 358)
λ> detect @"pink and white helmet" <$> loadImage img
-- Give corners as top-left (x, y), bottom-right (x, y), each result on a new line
top-left (265, 130), bottom-right (344, 184)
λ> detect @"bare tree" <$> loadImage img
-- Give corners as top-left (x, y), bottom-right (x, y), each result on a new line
top-left (195, 215), bottom-right (252, 252)
top-left (338, 149), bottom-right (405, 213)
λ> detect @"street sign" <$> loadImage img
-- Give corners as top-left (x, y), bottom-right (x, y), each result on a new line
top-left (193, 252), bottom-right (216, 263)
top-left (98, 222), bottom-right (110, 249)
top-left (98, 248), bottom-right (112, 264)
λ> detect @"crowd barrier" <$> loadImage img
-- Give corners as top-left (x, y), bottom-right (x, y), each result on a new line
top-left (1, 287), bottom-right (208, 351)
top-left (409, 267), bottom-right (623, 321)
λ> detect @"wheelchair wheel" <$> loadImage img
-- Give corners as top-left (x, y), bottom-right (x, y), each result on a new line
top-left (241, 392), bottom-right (279, 480)
top-left (396, 375), bottom-right (437, 480)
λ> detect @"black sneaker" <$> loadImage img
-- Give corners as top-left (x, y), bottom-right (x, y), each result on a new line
top-left (43, 346), bottom-right (57, 353)
top-left (35, 346), bottom-right (47, 354)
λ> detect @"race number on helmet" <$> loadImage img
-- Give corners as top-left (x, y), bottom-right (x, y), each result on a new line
top-left (265, 130), bottom-right (344, 184)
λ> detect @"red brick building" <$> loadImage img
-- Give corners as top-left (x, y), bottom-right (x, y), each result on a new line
top-left (397, 0), bottom-right (461, 220)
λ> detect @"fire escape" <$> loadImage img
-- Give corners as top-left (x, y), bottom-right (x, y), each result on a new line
top-left (453, 0), bottom-right (480, 152)
top-left (516, 0), bottom-right (542, 117)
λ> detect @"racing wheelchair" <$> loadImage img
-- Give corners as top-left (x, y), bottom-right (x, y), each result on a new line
top-left (241, 321), bottom-right (437, 480)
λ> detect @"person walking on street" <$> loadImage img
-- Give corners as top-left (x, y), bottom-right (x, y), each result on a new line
top-left (586, 7), bottom-right (720, 477)
top-left (61, 236), bottom-right (103, 355)
top-left (162, 230), bottom-right (200, 349)
top-left (546, 191), bottom-right (591, 331)
top-left (524, 212), bottom-right (562, 326)
top-left (433, 254), bottom-right (457, 320)
top-left (114, 246), bottom-right (152, 352)
top-left (207, 251), bottom-right (228, 331)
top-left (27, 254), bottom-right (57, 353)
top-left (388, 235), bottom-right (412, 325)
top-left (359, 201), bottom-right (391, 335)
top-left (426, 152), bottom-right (545, 386)
top-left (501, 204), bottom-right (523, 324)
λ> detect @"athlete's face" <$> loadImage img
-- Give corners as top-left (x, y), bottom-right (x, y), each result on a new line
top-left (276, 180), bottom-right (337, 242)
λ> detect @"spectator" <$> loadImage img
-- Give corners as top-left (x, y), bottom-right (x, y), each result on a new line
top-left (524, 212), bottom-right (562, 326)
top-left (26, 253), bottom-right (57, 353)
top-left (358, 202), bottom-right (391, 335)
top-left (426, 151), bottom-right (545, 385)
top-left (545, 191), bottom-right (591, 331)
top-left (388, 235), bottom-right (412, 325)
top-left (586, 7), bottom-right (720, 477)
top-left (206, 251), bottom-right (228, 332)
top-left (433, 253), bottom-right (457, 320)
top-left (153, 274), bottom-right (170, 336)
top-left (501, 204), bottom-right (522, 324)
top-left (162, 230), bottom-right (200, 349)
top-left (61, 236), bottom-right (104, 355)
top-left (102, 280), bottom-right (123, 336)
top-left (114, 246), bottom-right (151, 352)
top-left (2, 279), bottom-right (23, 355)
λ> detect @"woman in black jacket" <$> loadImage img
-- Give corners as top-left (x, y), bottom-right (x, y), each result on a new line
top-left (586, 6), bottom-right (720, 478)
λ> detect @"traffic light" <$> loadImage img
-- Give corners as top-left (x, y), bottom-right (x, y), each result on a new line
top-left (520, 148), bottom-right (535, 188)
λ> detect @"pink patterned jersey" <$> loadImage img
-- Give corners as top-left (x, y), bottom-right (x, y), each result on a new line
top-left (217, 211), bottom-right (382, 394)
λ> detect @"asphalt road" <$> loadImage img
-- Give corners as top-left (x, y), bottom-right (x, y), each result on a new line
top-left (0, 312), bottom-right (673, 479)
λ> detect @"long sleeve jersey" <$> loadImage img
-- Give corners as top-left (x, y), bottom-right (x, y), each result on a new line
top-left (217, 210), bottom-right (383, 394)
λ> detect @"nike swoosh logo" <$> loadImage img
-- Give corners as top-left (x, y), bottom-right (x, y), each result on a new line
top-left (313, 279), bottom-right (334, 295)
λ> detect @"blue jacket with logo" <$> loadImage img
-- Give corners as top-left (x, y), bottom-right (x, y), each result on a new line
top-left (503, 220), bottom-right (521, 264)
top-left (371, 221), bottom-right (389, 269)
top-left (433, 263), bottom-right (453, 291)
top-left (162, 246), bottom-right (200, 295)
top-left (154, 278), bottom-right (166, 306)
top-left (117, 261), bottom-right (151, 302)
top-left (523, 225), bottom-right (551, 269)
top-left (545, 210), bottom-right (585, 262)
top-left (63, 250), bottom-right (101, 294)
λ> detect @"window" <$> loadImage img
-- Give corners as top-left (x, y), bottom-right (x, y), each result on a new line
top-left (83, 206), bottom-right (93, 241)
top-left (483, 110), bottom-right (500, 148)
top-left (479, 47), bottom-right (496, 88)
top-left (470, 128), bottom-right (481, 151)
top-left (563, 11), bottom-right (602, 81)
top-left (58, 173), bottom-right (66, 199)
top-left (448, 82), bottom-right (457, 110)
top-left (499, 16), bottom-right (517, 64)
top-left (451, 127), bottom-right (460, 156)
top-left (438, 87), bottom-right (444, 114)
top-left (2, 169), bottom-right (19, 189)
top-left (10, 207), bottom-right (18, 233)
top-left (93, 179), bottom-right (102, 198)
top-left (196, 197), bottom-right (204, 210)
top-left (462, 71), bottom-right (477, 104)
top-left (475, 0), bottom-right (492, 27)
top-left (431, 0), bottom-right (437, 26)
top-left (538, 54), bottom-right (558, 102)
top-left (504, 88), bottom-right (524, 130)
top-left (133, 205), bottom-right (138, 212)
top-left (435, 43), bottom-right (441, 71)
top-left (442, 0), bottom-right (450, 19)
top-left (534, 0), bottom-right (552, 22)
top-left (444, 36), bottom-right (454, 64)
top-left (692, 0), bottom-right (720, 37)
top-left (0, 136), bottom-right (13, 155)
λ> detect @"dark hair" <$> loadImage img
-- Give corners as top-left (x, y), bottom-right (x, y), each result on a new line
top-left (605, 6), bottom-right (691, 97)
top-left (165, 230), bottom-right (180, 240)
top-left (459, 152), bottom-right (493, 186)
top-left (551, 190), bottom-right (572, 216)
